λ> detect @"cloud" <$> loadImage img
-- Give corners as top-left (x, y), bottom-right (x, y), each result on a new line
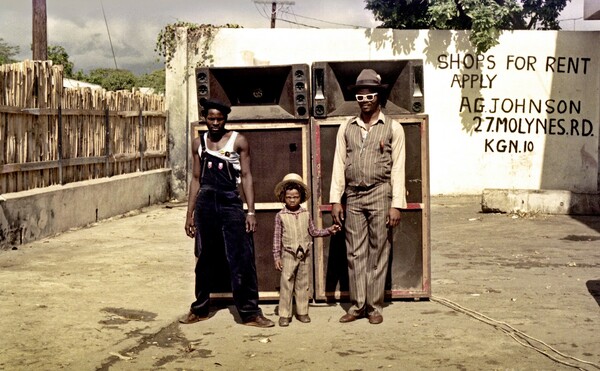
top-left (2, 0), bottom-right (382, 74)
top-left (4, 0), bottom-right (598, 76)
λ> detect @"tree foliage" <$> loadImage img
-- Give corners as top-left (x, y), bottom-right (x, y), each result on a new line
top-left (137, 69), bottom-right (166, 94)
top-left (48, 45), bottom-right (74, 78)
top-left (364, 0), bottom-right (570, 53)
top-left (70, 67), bottom-right (164, 93)
top-left (1, 40), bottom-right (162, 93)
top-left (85, 68), bottom-right (137, 91)
top-left (0, 38), bottom-right (20, 65)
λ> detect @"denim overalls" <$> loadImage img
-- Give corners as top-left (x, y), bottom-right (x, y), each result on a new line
top-left (190, 131), bottom-right (261, 321)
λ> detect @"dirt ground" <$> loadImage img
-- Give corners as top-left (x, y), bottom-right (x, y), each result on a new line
top-left (0, 195), bottom-right (599, 371)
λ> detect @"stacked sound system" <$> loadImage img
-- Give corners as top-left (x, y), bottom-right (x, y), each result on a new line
top-left (309, 59), bottom-right (431, 300)
top-left (192, 60), bottom-right (430, 301)
top-left (193, 64), bottom-right (311, 300)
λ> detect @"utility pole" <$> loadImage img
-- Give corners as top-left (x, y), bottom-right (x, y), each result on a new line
top-left (32, 0), bottom-right (47, 60)
top-left (270, 2), bottom-right (277, 28)
top-left (254, 1), bottom-right (295, 28)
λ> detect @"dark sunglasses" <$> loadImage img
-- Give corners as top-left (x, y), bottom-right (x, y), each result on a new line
top-left (355, 93), bottom-right (378, 102)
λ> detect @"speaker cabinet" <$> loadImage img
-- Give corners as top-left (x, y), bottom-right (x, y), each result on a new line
top-left (311, 60), bottom-right (424, 118)
top-left (195, 64), bottom-right (310, 121)
top-left (311, 115), bottom-right (430, 300)
top-left (190, 122), bottom-right (311, 300)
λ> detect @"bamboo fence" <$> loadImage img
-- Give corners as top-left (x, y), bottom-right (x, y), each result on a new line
top-left (0, 60), bottom-right (167, 194)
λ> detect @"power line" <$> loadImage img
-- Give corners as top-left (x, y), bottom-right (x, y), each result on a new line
top-left (275, 17), bottom-right (320, 29)
top-left (253, 1), bottom-right (271, 20)
top-left (252, 1), bottom-right (370, 29)
top-left (279, 10), bottom-right (366, 28)
top-left (253, 1), bottom-right (295, 28)
top-left (99, 0), bottom-right (118, 69)
top-left (557, 16), bottom-right (583, 21)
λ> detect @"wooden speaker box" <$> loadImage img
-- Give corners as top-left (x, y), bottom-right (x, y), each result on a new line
top-left (191, 121), bottom-right (311, 300)
top-left (311, 114), bottom-right (430, 300)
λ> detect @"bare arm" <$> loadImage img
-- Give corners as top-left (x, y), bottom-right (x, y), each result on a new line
top-left (236, 133), bottom-right (257, 233)
top-left (185, 137), bottom-right (202, 238)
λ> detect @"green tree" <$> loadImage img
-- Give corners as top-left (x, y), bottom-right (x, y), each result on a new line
top-left (72, 70), bottom-right (87, 81)
top-left (86, 68), bottom-right (137, 91)
top-left (136, 69), bottom-right (165, 94)
top-left (48, 45), bottom-right (74, 78)
top-left (365, 0), bottom-right (570, 53)
top-left (0, 38), bottom-right (20, 65)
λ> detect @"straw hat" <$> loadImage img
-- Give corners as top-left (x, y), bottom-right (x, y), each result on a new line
top-left (274, 173), bottom-right (310, 203)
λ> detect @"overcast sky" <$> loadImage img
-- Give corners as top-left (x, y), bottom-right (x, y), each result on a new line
top-left (1, 0), bottom-right (598, 75)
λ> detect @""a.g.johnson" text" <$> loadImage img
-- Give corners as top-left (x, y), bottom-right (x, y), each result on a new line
top-left (460, 97), bottom-right (581, 114)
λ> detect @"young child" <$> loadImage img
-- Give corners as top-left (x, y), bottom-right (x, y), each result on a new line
top-left (272, 173), bottom-right (340, 327)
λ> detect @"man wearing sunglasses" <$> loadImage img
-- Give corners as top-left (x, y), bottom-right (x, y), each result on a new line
top-left (330, 68), bottom-right (407, 325)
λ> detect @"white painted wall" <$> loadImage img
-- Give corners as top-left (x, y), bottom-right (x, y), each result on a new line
top-left (166, 28), bottom-right (599, 197)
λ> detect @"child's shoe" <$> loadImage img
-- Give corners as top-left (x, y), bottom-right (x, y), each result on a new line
top-left (279, 317), bottom-right (291, 327)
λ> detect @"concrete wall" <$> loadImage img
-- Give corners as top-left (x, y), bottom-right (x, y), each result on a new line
top-left (166, 28), bottom-right (600, 201)
top-left (482, 188), bottom-right (600, 215)
top-left (0, 169), bottom-right (171, 249)
top-left (166, 28), bottom-right (192, 201)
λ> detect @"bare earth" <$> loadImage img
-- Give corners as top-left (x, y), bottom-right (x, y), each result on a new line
top-left (0, 195), bottom-right (599, 370)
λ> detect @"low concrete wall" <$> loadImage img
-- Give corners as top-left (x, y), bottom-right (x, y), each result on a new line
top-left (0, 169), bottom-right (171, 249)
top-left (481, 188), bottom-right (600, 215)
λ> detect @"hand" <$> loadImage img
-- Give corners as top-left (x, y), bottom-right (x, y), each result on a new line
top-left (185, 215), bottom-right (196, 238)
top-left (275, 258), bottom-right (283, 271)
top-left (328, 224), bottom-right (342, 235)
top-left (331, 203), bottom-right (344, 226)
top-left (386, 207), bottom-right (401, 227)
top-left (245, 214), bottom-right (257, 233)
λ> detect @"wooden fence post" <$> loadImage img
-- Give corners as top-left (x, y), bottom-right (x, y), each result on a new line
top-left (104, 107), bottom-right (111, 177)
top-left (139, 108), bottom-right (144, 171)
top-left (57, 104), bottom-right (63, 185)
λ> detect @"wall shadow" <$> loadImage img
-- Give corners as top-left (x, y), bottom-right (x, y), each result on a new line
top-left (541, 32), bottom-right (598, 193)
top-left (586, 280), bottom-right (600, 307)
top-left (366, 29), bottom-right (485, 136)
top-left (569, 215), bottom-right (600, 234)
top-left (543, 32), bottom-right (600, 231)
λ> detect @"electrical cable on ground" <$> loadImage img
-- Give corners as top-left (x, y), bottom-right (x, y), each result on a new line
top-left (431, 295), bottom-right (600, 370)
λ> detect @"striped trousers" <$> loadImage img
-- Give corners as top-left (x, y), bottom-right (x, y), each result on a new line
top-left (278, 250), bottom-right (311, 318)
top-left (344, 182), bottom-right (392, 316)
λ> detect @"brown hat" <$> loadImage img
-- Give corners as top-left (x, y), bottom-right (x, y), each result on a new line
top-left (274, 173), bottom-right (310, 203)
top-left (348, 69), bottom-right (388, 91)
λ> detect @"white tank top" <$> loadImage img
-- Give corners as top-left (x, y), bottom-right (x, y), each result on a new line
top-left (198, 131), bottom-right (242, 184)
